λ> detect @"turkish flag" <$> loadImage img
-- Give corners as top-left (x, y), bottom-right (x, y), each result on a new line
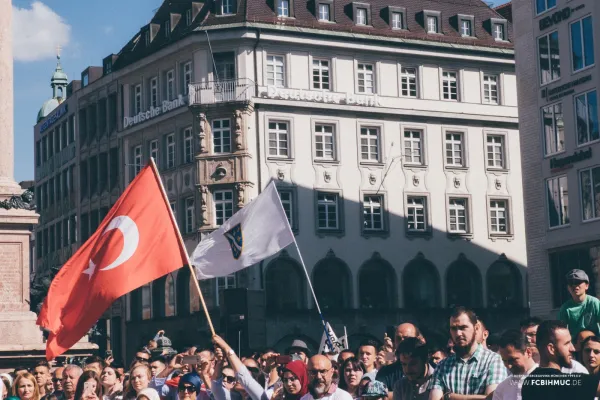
top-left (37, 163), bottom-right (189, 360)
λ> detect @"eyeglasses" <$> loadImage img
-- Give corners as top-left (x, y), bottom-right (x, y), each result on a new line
top-left (178, 386), bottom-right (197, 393)
top-left (136, 357), bottom-right (150, 362)
top-left (308, 369), bottom-right (330, 376)
top-left (246, 367), bottom-right (260, 374)
top-left (52, 378), bottom-right (61, 383)
top-left (222, 376), bottom-right (236, 384)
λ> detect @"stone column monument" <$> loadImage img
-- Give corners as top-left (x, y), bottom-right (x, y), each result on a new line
top-left (0, 0), bottom-right (46, 370)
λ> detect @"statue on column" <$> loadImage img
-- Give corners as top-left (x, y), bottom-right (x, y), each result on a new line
top-left (234, 110), bottom-right (243, 150)
top-left (198, 185), bottom-right (208, 226)
top-left (235, 183), bottom-right (245, 209)
top-left (196, 113), bottom-right (207, 154)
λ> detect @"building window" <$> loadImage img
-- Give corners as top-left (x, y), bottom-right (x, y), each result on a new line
top-left (277, 0), bottom-right (289, 17)
top-left (400, 67), bottom-right (418, 98)
top-left (392, 12), bottom-right (404, 29)
top-left (183, 62), bottom-right (192, 95)
top-left (539, 31), bottom-right (560, 85)
top-left (314, 124), bottom-right (336, 161)
top-left (141, 284), bottom-right (152, 320)
top-left (166, 70), bottom-right (175, 100)
top-left (445, 132), bottom-right (464, 167)
top-left (407, 196), bottom-right (427, 232)
top-left (448, 198), bottom-right (469, 234)
top-left (547, 176), bottom-right (569, 227)
top-left (216, 275), bottom-right (236, 306)
top-left (580, 166), bottom-right (600, 221)
top-left (266, 55), bottom-right (285, 87)
top-left (134, 84), bottom-right (142, 114)
top-left (363, 195), bottom-right (384, 232)
top-left (489, 199), bottom-right (509, 234)
top-left (461, 19), bottom-right (472, 36)
top-left (149, 140), bottom-right (159, 165)
top-left (268, 121), bottom-right (289, 158)
top-left (360, 127), bottom-right (380, 162)
top-left (317, 192), bottom-right (339, 230)
top-left (483, 74), bottom-right (499, 104)
top-left (221, 0), bottom-right (234, 15)
top-left (575, 90), bottom-right (599, 146)
top-left (186, 9), bottom-right (192, 25)
top-left (427, 16), bottom-right (438, 34)
top-left (486, 135), bottom-right (505, 169)
top-left (133, 145), bottom-right (142, 176)
top-left (212, 119), bottom-right (232, 154)
top-left (536, 0), bottom-right (556, 15)
top-left (318, 3), bottom-right (330, 21)
top-left (357, 63), bottom-right (374, 94)
top-left (404, 130), bottom-right (423, 165)
top-left (442, 71), bottom-right (458, 100)
top-left (169, 201), bottom-right (176, 218)
top-left (493, 23), bottom-right (506, 41)
top-left (185, 197), bottom-right (195, 234)
top-left (150, 77), bottom-right (158, 108)
top-left (166, 133), bottom-right (175, 168)
top-left (312, 59), bottom-right (330, 90)
top-left (571, 16), bottom-right (595, 72)
top-left (214, 190), bottom-right (234, 226)
top-left (184, 127), bottom-right (194, 163)
top-left (164, 20), bottom-right (171, 38)
top-left (356, 8), bottom-right (367, 25)
top-left (542, 103), bottom-right (565, 155)
top-left (279, 189), bottom-right (295, 229)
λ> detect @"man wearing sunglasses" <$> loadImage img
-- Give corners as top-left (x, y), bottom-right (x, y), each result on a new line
top-left (178, 373), bottom-right (202, 400)
top-left (559, 269), bottom-right (600, 339)
top-left (131, 349), bottom-right (152, 369)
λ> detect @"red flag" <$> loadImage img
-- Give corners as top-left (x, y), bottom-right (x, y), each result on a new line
top-left (37, 163), bottom-right (188, 360)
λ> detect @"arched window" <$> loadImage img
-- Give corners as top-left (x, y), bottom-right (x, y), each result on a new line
top-left (165, 274), bottom-right (176, 317)
top-left (177, 267), bottom-right (191, 315)
top-left (141, 283), bottom-right (152, 320)
top-left (359, 255), bottom-right (396, 309)
top-left (487, 259), bottom-right (523, 308)
top-left (266, 256), bottom-right (305, 311)
top-left (152, 277), bottom-right (166, 318)
top-left (313, 252), bottom-right (351, 310)
top-left (403, 254), bottom-right (441, 308)
top-left (446, 256), bottom-right (483, 308)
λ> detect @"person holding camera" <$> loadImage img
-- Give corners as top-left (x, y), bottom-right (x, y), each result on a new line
top-left (73, 371), bottom-right (102, 400)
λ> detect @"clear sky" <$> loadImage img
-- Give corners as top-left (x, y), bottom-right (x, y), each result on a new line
top-left (11, 0), bottom-right (509, 182)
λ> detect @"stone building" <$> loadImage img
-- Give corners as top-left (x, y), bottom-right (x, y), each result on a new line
top-left (34, 0), bottom-right (527, 362)
top-left (513, 0), bottom-right (599, 318)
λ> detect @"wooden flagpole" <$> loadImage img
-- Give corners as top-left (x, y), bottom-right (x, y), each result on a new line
top-left (149, 158), bottom-right (216, 335)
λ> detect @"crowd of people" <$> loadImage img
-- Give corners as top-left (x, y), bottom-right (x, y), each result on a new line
top-left (4, 268), bottom-right (600, 400)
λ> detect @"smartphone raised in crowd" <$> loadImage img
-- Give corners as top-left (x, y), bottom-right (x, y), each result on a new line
top-left (275, 355), bottom-right (292, 364)
top-left (182, 355), bottom-right (202, 365)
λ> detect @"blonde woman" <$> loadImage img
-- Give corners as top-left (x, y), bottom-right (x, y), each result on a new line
top-left (13, 373), bottom-right (40, 400)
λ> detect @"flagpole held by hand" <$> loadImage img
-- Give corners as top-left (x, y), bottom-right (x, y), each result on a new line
top-left (148, 157), bottom-right (216, 336)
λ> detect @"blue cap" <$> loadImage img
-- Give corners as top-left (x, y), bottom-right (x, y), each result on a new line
top-left (361, 381), bottom-right (388, 398)
top-left (178, 373), bottom-right (202, 392)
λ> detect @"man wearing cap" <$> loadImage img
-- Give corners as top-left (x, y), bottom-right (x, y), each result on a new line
top-left (559, 269), bottom-right (600, 339)
top-left (287, 340), bottom-right (311, 364)
top-left (360, 381), bottom-right (388, 400)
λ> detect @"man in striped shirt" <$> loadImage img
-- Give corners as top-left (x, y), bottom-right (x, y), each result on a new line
top-left (429, 307), bottom-right (507, 400)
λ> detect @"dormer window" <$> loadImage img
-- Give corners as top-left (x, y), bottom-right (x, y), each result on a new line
top-left (388, 6), bottom-right (406, 30)
top-left (423, 10), bottom-right (442, 34)
top-left (357, 8), bottom-right (367, 25)
top-left (494, 22), bottom-right (506, 40)
top-left (318, 3), bottom-right (330, 21)
top-left (458, 14), bottom-right (475, 37)
top-left (277, 0), bottom-right (290, 17)
top-left (186, 9), bottom-right (192, 25)
top-left (165, 20), bottom-right (171, 38)
top-left (82, 72), bottom-right (89, 87)
top-left (221, 0), bottom-right (235, 15)
top-left (352, 3), bottom-right (371, 26)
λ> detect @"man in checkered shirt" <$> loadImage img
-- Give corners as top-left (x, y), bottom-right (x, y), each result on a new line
top-left (429, 307), bottom-right (507, 400)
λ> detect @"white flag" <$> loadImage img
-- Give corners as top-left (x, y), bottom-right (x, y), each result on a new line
top-left (318, 322), bottom-right (347, 354)
top-left (191, 182), bottom-right (294, 279)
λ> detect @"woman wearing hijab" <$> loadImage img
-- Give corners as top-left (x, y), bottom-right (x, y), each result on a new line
top-left (135, 388), bottom-right (159, 400)
top-left (271, 361), bottom-right (308, 400)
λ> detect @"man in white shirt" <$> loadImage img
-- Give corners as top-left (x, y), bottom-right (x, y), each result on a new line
top-left (493, 330), bottom-right (538, 400)
top-left (301, 355), bottom-right (353, 400)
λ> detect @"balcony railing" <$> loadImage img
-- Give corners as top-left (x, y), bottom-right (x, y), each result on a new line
top-left (188, 78), bottom-right (255, 106)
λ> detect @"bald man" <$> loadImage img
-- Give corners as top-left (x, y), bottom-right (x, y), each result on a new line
top-left (301, 355), bottom-right (352, 400)
top-left (52, 367), bottom-right (65, 394)
top-left (376, 323), bottom-right (425, 399)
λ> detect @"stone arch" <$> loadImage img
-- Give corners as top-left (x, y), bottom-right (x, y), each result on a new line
top-left (358, 252), bottom-right (397, 309)
top-left (487, 254), bottom-right (523, 308)
top-left (265, 251), bottom-right (306, 311)
top-left (445, 254), bottom-right (483, 308)
top-left (403, 252), bottom-right (441, 308)
top-left (312, 249), bottom-right (352, 310)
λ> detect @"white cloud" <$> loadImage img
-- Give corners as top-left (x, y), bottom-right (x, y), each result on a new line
top-left (12, 1), bottom-right (71, 62)
top-left (103, 26), bottom-right (114, 35)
